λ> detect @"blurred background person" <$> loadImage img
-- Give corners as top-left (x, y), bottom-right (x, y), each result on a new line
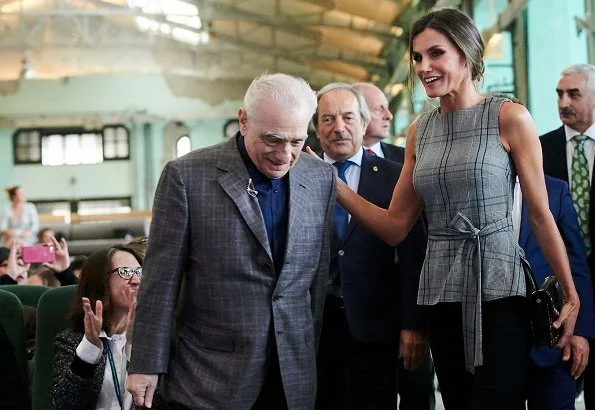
top-left (0, 244), bottom-right (29, 285)
top-left (28, 266), bottom-right (61, 287)
top-left (69, 255), bottom-right (88, 280)
top-left (123, 237), bottom-right (148, 260)
top-left (0, 186), bottom-right (39, 246)
top-left (37, 227), bottom-right (56, 245)
top-left (0, 236), bottom-right (78, 286)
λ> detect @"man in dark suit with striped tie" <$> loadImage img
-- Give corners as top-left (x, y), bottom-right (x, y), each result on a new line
top-left (313, 82), bottom-right (429, 410)
top-left (354, 82), bottom-right (405, 164)
top-left (540, 64), bottom-right (595, 408)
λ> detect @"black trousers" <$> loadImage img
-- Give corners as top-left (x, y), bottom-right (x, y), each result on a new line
top-left (426, 296), bottom-right (531, 410)
top-left (316, 299), bottom-right (399, 410)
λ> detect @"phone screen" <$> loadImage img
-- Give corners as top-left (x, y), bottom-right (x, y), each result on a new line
top-left (21, 245), bottom-right (55, 264)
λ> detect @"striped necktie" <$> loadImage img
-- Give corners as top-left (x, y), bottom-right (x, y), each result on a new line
top-left (571, 134), bottom-right (591, 253)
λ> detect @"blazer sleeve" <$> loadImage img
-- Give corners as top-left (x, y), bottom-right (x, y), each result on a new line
top-left (310, 167), bottom-right (336, 349)
top-left (50, 329), bottom-right (104, 410)
top-left (557, 183), bottom-right (595, 339)
top-left (129, 160), bottom-right (189, 374)
top-left (396, 216), bottom-right (428, 331)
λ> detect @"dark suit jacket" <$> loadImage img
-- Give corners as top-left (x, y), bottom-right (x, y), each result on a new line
top-left (541, 126), bottom-right (595, 272)
top-left (519, 175), bottom-right (595, 364)
top-left (381, 141), bottom-right (405, 164)
top-left (329, 151), bottom-right (427, 344)
top-left (130, 137), bottom-right (336, 409)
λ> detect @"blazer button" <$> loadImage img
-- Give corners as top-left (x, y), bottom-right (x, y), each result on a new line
top-left (338, 250), bottom-right (345, 256)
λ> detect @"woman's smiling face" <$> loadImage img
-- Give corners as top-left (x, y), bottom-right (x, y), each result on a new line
top-left (411, 28), bottom-right (470, 99)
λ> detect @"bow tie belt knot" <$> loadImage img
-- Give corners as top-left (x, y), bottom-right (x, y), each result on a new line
top-left (428, 213), bottom-right (512, 373)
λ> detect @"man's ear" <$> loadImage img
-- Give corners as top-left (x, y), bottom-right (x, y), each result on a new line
top-left (238, 108), bottom-right (248, 133)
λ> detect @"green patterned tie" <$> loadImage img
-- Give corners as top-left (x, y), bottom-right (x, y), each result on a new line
top-left (571, 134), bottom-right (591, 254)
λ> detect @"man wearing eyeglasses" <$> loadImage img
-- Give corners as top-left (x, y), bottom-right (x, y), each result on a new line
top-left (128, 73), bottom-right (336, 409)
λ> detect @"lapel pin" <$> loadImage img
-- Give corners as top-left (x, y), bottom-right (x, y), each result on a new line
top-left (372, 166), bottom-right (378, 172)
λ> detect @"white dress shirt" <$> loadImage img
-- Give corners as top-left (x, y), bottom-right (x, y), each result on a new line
top-left (363, 141), bottom-right (385, 158)
top-left (76, 330), bottom-right (133, 410)
top-left (564, 124), bottom-right (595, 189)
top-left (512, 178), bottom-right (522, 242)
top-left (324, 147), bottom-right (364, 222)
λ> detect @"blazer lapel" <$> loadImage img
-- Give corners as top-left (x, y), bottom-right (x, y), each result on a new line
top-left (216, 139), bottom-right (272, 260)
top-left (554, 127), bottom-right (569, 181)
top-left (285, 160), bottom-right (310, 259)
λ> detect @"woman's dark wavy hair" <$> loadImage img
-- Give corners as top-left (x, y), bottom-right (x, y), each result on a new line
top-left (68, 244), bottom-right (143, 333)
top-left (408, 8), bottom-right (485, 97)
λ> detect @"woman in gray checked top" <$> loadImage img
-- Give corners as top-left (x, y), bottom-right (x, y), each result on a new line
top-left (330, 8), bottom-right (580, 410)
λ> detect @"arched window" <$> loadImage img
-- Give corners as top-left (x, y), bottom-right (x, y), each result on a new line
top-left (176, 135), bottom-right (191, 158)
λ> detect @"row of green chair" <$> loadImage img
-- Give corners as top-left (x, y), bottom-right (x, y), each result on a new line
top-left (0, 285), bottom-right (77, 410)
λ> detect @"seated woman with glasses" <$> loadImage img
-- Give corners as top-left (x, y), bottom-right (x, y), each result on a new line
top-left (51, 245), bottom-right (166, 410)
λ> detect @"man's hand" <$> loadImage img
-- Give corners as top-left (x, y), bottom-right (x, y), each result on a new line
top-left (127, 374), bottom-right (158, 408)
top-left (124, 286), bottom-right (138, 344)
top-left (399, 329), bottom-right (428, 371)
top-left (562, 335), bottom-right (589, 379)
top-left (44, 236), bottom-right (70, 272)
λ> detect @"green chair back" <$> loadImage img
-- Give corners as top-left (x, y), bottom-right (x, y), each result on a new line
top-left (0, 289), bottom-right (29, 400)
top-left (1, 285), bottom-right (50, 308)
top-left (31, 285), bottom-right (77, 410)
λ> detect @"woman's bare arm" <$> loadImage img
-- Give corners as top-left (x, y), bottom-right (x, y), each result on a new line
top-left (335, 122), bottom-right (423, 246)
top-left (500, 101), bottom-right (579, 348)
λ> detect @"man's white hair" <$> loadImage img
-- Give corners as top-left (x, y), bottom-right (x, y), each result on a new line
top-left (243, 73), bottom-right (317, 119)
top-left (562, 64), bottom-right (595, 96)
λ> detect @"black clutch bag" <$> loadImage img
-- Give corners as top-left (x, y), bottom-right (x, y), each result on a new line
top-left (521, 259), bottom-right (565, 347)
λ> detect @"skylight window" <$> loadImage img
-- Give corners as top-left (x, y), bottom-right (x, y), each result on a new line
top-left (127, 0), bottom-right (208, 45)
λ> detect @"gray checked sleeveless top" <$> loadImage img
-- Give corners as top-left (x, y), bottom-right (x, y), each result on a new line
top-left (413, 96), bottom-right (526, 373)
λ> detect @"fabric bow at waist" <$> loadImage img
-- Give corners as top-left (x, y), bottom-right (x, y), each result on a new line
top-left (428, 213), bottom-right (512, 373)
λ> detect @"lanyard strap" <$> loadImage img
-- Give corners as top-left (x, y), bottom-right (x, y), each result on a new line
top-left (102, 338), bottom-right (124, 410)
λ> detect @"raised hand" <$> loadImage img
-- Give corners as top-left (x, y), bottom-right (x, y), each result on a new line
top-left (82, 297), bottom-right (103, 349)
top-left (7, 241), bottom-right (28, 284)
top-left (44, 236), bottom-right (70, 272)
top-left (125, 285), bottom-right (138, 343)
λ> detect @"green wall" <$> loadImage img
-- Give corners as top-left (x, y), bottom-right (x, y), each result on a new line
top-left (0, 74), bottom-right (242, 211)
top-left (527, 0), bottom-right (588, 134)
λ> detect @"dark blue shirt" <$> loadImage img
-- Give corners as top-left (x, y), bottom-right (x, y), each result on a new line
top-left (237, 135), bottom-right (288, 275)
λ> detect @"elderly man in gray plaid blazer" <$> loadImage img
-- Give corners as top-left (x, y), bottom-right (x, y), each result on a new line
top-left (126, 73), bottom-right (336, 409)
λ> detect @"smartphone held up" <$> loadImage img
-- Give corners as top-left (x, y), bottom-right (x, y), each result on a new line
top-left (21, 245), bottom-right (55, 264)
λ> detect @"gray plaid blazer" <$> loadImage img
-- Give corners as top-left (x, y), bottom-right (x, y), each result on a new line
top-left (129, 137), bottom-right (336, 409)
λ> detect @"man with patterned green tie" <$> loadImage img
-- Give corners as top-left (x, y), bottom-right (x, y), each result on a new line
top-left (541, 63), bottom-right (595, 409)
